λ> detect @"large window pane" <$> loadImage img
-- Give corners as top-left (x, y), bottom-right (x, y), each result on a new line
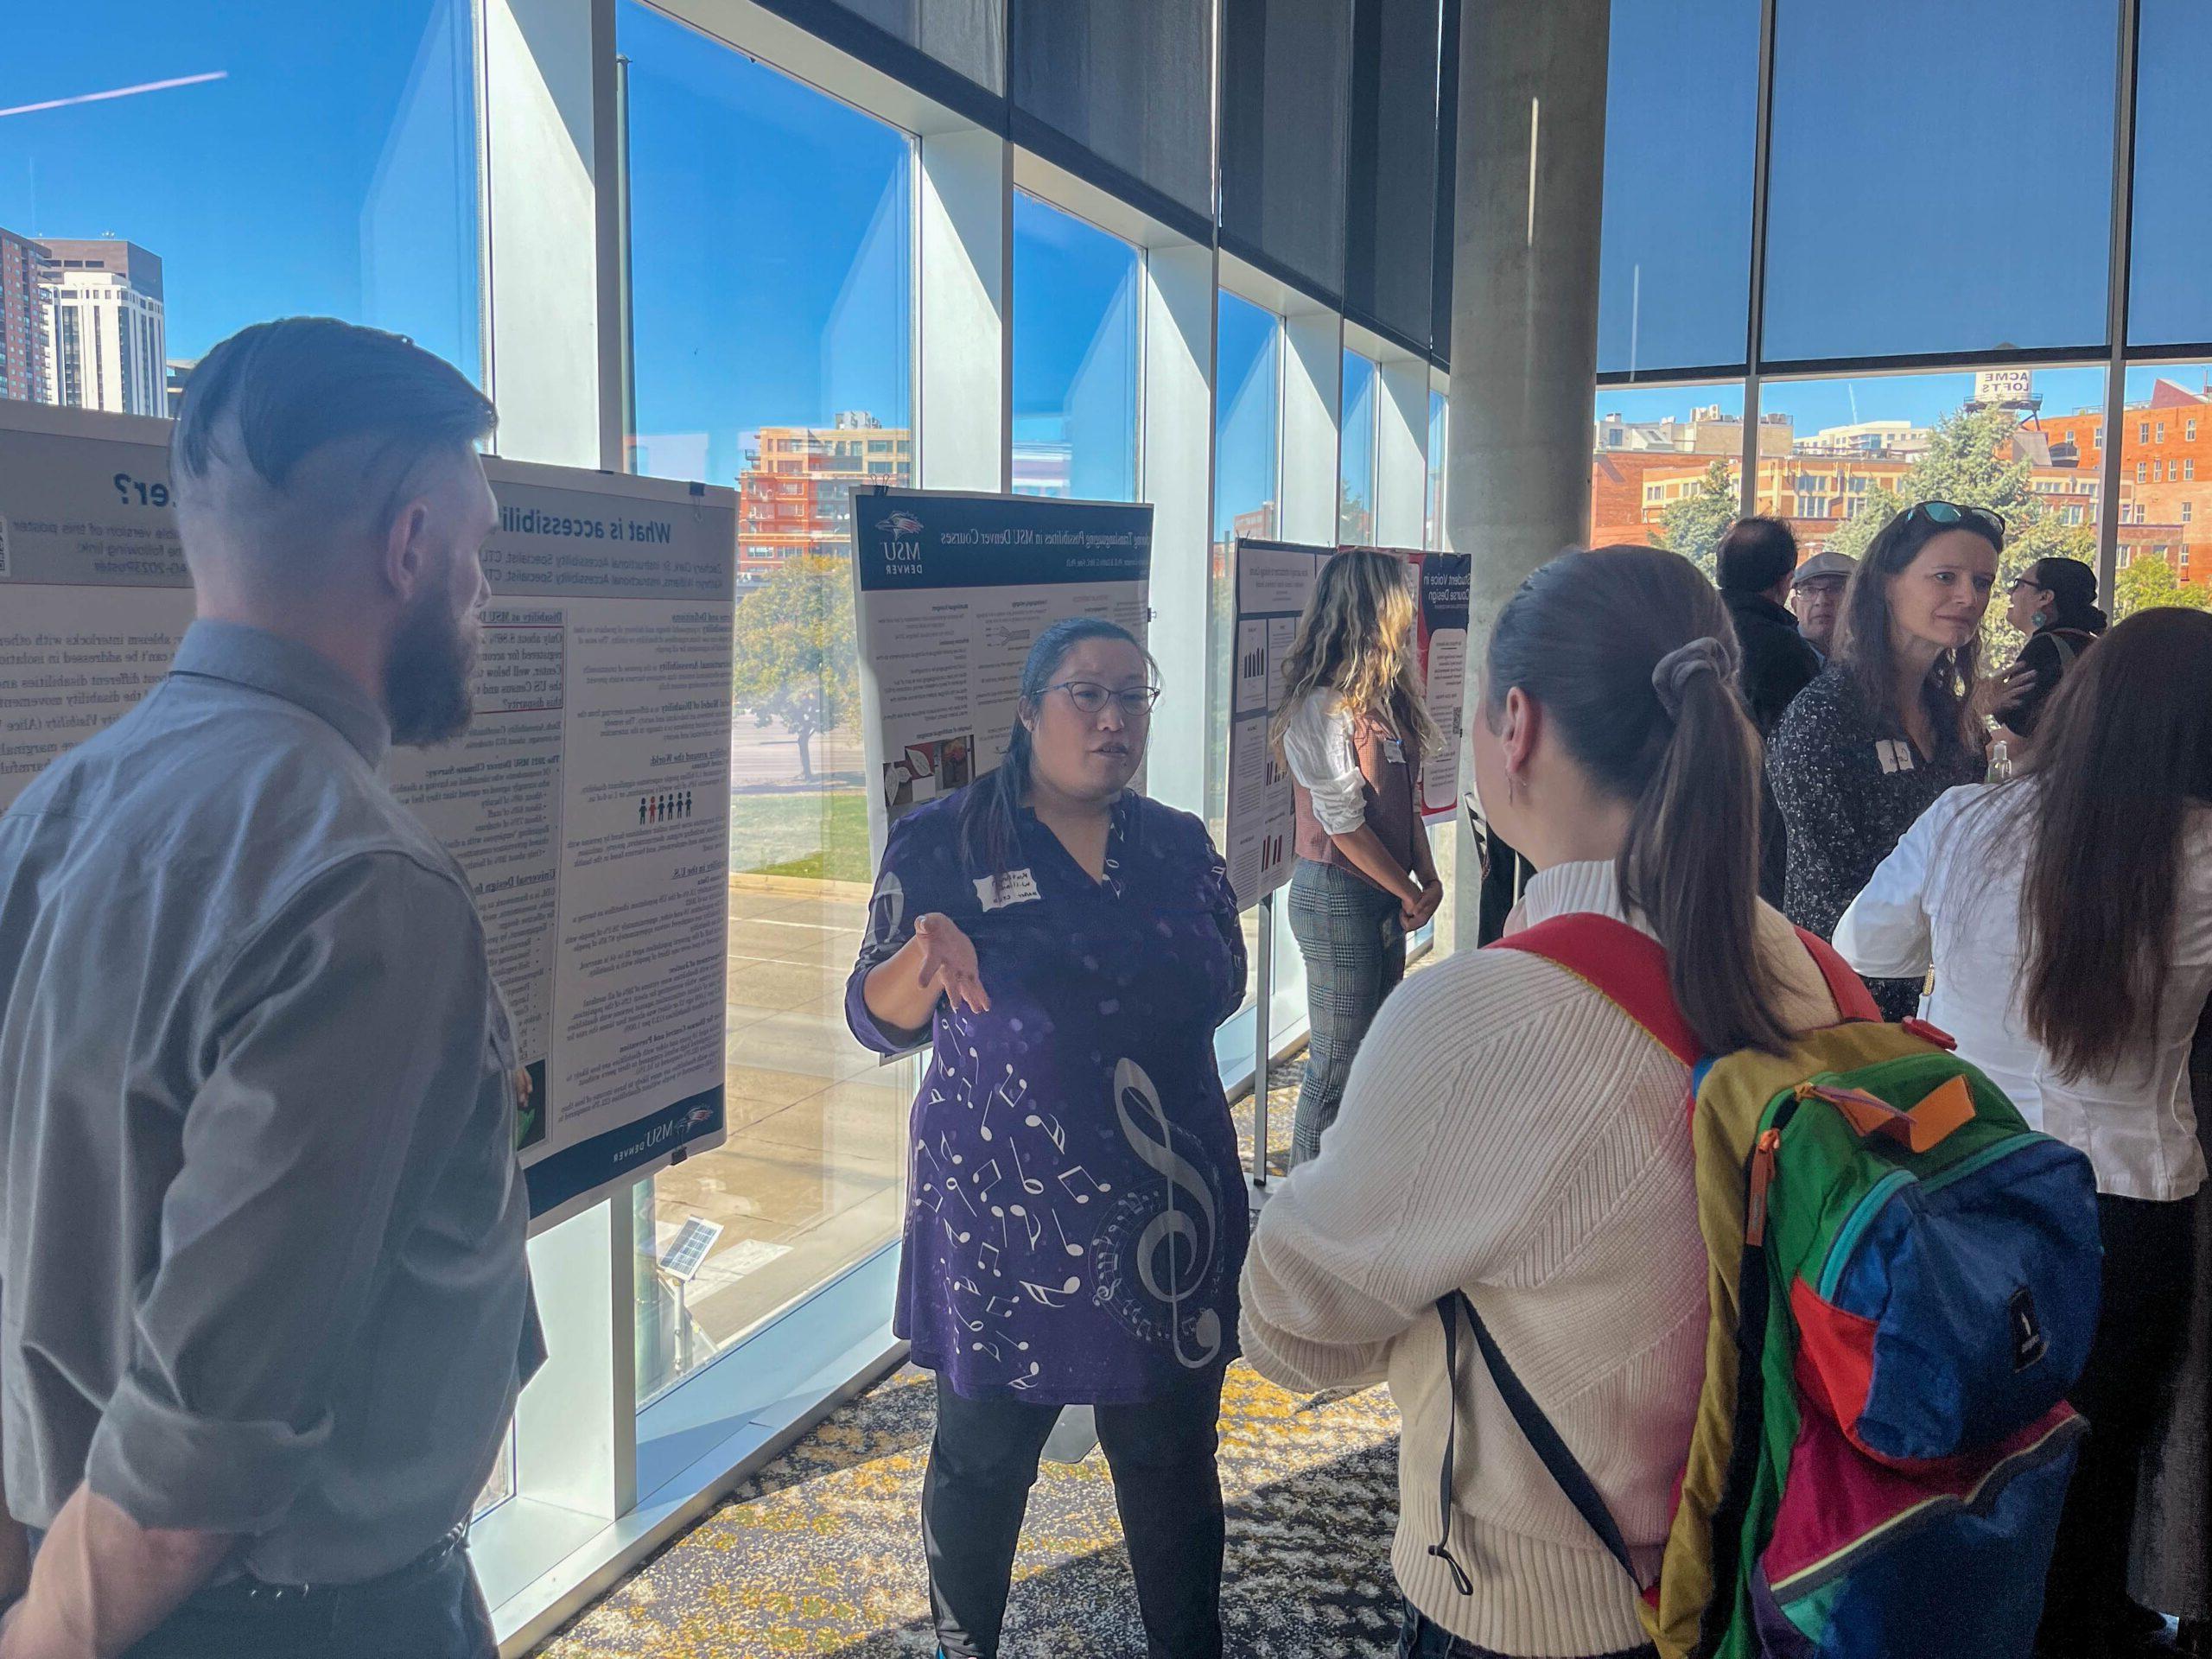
top-left (1340, 349), bottom-right (1378, 542)
top-left (2129, 2), bottom-right (2212, 349)
top-left (2107, 366), bottom-right (2212, 609)
top-left (1590, 383), bottom-right (1751, 565)
top-left (1764, 2), bottom-right (2116, 364)
top-left (1598, 0), bottom-right (1759, 377)
top-left (1012, 193), bottom-right (1140, 501)
top-left (1, 3), bottom-right (479, 413)
top-left (623, 3), bottom-right (914, 1402)
top-left (1757, 366), bottom-right (2107, 660)
top-left (1208, 290), bottom-right (1281, 1046)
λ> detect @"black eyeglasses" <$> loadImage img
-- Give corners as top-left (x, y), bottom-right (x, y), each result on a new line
top-left (1904, 499), bottom-right (2007, 549)
top-left (1046, 680), bottom-right (1162, 718)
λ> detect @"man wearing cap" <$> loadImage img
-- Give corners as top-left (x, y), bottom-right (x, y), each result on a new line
top-left (1789, 549), bottom-right (1857, 661)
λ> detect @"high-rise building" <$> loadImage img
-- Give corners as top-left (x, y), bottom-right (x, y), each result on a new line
top-left (40, 239), bottom-right (167, 418)
top-left (0, 227), bottom-right (50, 404)
top-left (734, 412), bottom-right (912, 580)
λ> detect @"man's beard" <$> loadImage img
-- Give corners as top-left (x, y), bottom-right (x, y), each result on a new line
top-left (384, 584), bottom-right (477, 747)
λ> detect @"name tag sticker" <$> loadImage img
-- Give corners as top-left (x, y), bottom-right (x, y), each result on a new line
top-left (1383, 737), bottom-right (1408, 766)
top-left (976, 868), bottom-right (1043, 910)
top-left (1875, 739), bottom-right (1915, 774)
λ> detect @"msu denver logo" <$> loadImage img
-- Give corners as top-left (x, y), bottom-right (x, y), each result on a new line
top-left (879, 511), bottom-right (923, 535)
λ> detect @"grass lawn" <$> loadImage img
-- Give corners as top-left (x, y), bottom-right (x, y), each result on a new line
top-left (728, 789), bottom-right (873, 884)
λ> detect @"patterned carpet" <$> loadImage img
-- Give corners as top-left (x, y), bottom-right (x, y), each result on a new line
top-left (536, 1058), bottom-right (1412, 1658)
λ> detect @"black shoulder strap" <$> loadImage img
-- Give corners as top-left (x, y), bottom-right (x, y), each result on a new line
top-left (1430, 1290), bottom-right (1646, 1595)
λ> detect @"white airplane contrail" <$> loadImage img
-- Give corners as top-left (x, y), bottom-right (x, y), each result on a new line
top-left (0, 72), bottom-right (228, 122)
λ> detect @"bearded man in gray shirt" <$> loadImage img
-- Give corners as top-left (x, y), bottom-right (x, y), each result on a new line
top-left (0, 318), bottom-right (542, 1658)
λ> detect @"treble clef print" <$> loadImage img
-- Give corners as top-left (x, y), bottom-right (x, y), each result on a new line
top-left (1112, 1057), bottom-right (1222, 1369)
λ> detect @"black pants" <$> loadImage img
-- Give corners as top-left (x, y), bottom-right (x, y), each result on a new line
top-left (2042, 1192), bottom-right (2199, 1644)
top-left (120, 1541), bottom-right (494, 1658)
top-left (922, 1368), bottom-right (1226, 1659)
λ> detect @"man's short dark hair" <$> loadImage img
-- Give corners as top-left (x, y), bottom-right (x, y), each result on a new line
top-left (172, 318), bottom-right (496, 509)
top-left (1716, 516), bottom-right (1799, 595)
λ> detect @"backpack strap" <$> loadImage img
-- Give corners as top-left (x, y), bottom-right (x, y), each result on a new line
top-left (1429, 1291), bottom-right (1647, 1595)
top-left (1491, 913), bottom-right (1700, 1067)
top-left (1794, 926), bottom-right (1882, 1023)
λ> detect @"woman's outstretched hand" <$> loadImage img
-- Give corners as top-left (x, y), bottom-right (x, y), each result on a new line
top-left (915, 912), bottom-right (990, 1014)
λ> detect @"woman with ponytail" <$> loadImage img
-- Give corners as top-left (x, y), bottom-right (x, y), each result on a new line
top-left (846, 618), bottom-right (1248, 1659)
top-left (1993, 555), bottom-right (2107, 750)
top-left (1241, 547), bottom-right (1866, 1659)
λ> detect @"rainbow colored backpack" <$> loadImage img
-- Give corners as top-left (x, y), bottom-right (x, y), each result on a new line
top-left (1429, 913), bottom-right (2101, 1659)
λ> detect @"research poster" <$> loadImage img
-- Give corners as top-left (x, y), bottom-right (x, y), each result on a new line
top-left (0, 402), bottom-right (736, 1230)
top-left (1412, 550), bottom-right (1471, 822)
top-left (851, 486), bottom-right (1154, 862)
top-left (1222, 537), bottom-right (1330, 911)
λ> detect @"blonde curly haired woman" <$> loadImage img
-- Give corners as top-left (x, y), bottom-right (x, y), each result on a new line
top-left (1272, 548), bottom-right (1444, 1166)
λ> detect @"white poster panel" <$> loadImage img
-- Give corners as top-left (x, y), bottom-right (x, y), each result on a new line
top-left (850, 486), bottom-right (1154, 866)
top-left (1222, 538), bottom-right (1328, 910)
top-left (0, 403), bottom-right (736, 1230)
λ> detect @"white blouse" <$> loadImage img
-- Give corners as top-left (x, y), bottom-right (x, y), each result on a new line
top-left (1279, 690), bottom-right (1367, 836)
top-left (1834, 783), bottom-right (2212, 1202)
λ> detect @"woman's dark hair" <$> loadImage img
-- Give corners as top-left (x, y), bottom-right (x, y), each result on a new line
top-left (2024, 556), bottom-right (2107, 634)
top-left (958, 616), bottom-right (1157, 880)
top-left (2014, 607), bottom-right (2212, 1078)
top-left (1488, 545), bottom-right (1791, 1055)
top-left (1837, 506), bottom-right (1998, 756)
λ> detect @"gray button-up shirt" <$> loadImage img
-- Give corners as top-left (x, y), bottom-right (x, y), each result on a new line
top-left (0, 620), bottom-right (543, 1586)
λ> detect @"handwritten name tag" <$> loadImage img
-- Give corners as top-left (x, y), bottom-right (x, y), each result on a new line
top-left (976, 868), bottom-right (1043, 910)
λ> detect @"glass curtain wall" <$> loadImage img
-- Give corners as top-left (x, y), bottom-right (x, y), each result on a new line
top-left (1339, 348), bottom-right (1378, 541)
top-left (620, 1), bottom-right (915, 1401)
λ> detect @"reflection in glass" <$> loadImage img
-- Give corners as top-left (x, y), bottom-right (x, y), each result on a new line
top-left (1012, 194), bottom-right (1141, 502)
top-left (622, 1), bottom-right (915, 1403)
top-left (1340, 351), bottom-right (1377, 543)
top-left (1764, 0), bottom-right (2115, 363)
top-left (0, 2), bottom-right (480, 411)
top-left (1598, 0), bottom-right (1759, 377)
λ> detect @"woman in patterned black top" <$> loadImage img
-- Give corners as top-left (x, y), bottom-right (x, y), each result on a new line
top-left (1768, 502), bottom-right (1999, 1019)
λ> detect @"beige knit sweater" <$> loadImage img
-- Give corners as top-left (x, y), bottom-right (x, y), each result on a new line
top-left (1241, 860), bottom-right (1841, 1658)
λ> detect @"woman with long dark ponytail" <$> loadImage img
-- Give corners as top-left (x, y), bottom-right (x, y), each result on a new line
top-left (1835, 608), bottom-right (2212, 1655)
top-left (847, 618), bottom-right (1249, 1659)
top-left (1242, 547), bottom-right (1866, 1659)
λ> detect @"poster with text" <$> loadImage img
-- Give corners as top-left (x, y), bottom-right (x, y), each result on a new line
top-left (1412, 550), bottom-right (1471, 821)
top-left (0, 402), bottom-right (736, 1230)
top-left (1222, 538), bottom-right (1329, 910)
top-left (851, 486), bottom-right (1153, 866)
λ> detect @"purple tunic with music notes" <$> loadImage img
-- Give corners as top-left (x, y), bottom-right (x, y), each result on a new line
top-left (846, 786), bottom-right (1250, 1405)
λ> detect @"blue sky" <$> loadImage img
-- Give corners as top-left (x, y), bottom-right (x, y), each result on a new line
top-left (10, 2), bottom-right (2209, 493)
top-left (3, 2), bottom-right (480, 375)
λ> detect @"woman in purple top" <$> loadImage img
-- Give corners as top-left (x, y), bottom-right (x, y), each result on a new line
top-left (847, 618), bottom-right (1248, 1659)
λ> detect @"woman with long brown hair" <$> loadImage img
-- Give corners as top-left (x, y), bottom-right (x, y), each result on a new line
top-left (1835, 607), bottom-right (2212, 1657)
top-left (1243, 546), bottom-right (1865, 1659)
top-left (1767, 501), bottom-right (1997, 1018)
top-left (1269, 549), bottom-right (1445, 1166)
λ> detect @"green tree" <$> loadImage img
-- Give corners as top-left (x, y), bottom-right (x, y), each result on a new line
top-left (1655, 457), bottom-right (1739, 580)
top-left (729, 554), bottom-right (860, 782)
top-left (2113, 553), bottom-right (2212, 620)
top-left (1823, 406), bottom-right (2098, 664)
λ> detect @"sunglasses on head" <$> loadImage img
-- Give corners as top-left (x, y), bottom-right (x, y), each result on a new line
top-left (1904, 499), bottom-right (2007, 550)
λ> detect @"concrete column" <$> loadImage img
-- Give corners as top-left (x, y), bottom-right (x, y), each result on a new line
top-left (1444, 0), bottom-right (1611, 941)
